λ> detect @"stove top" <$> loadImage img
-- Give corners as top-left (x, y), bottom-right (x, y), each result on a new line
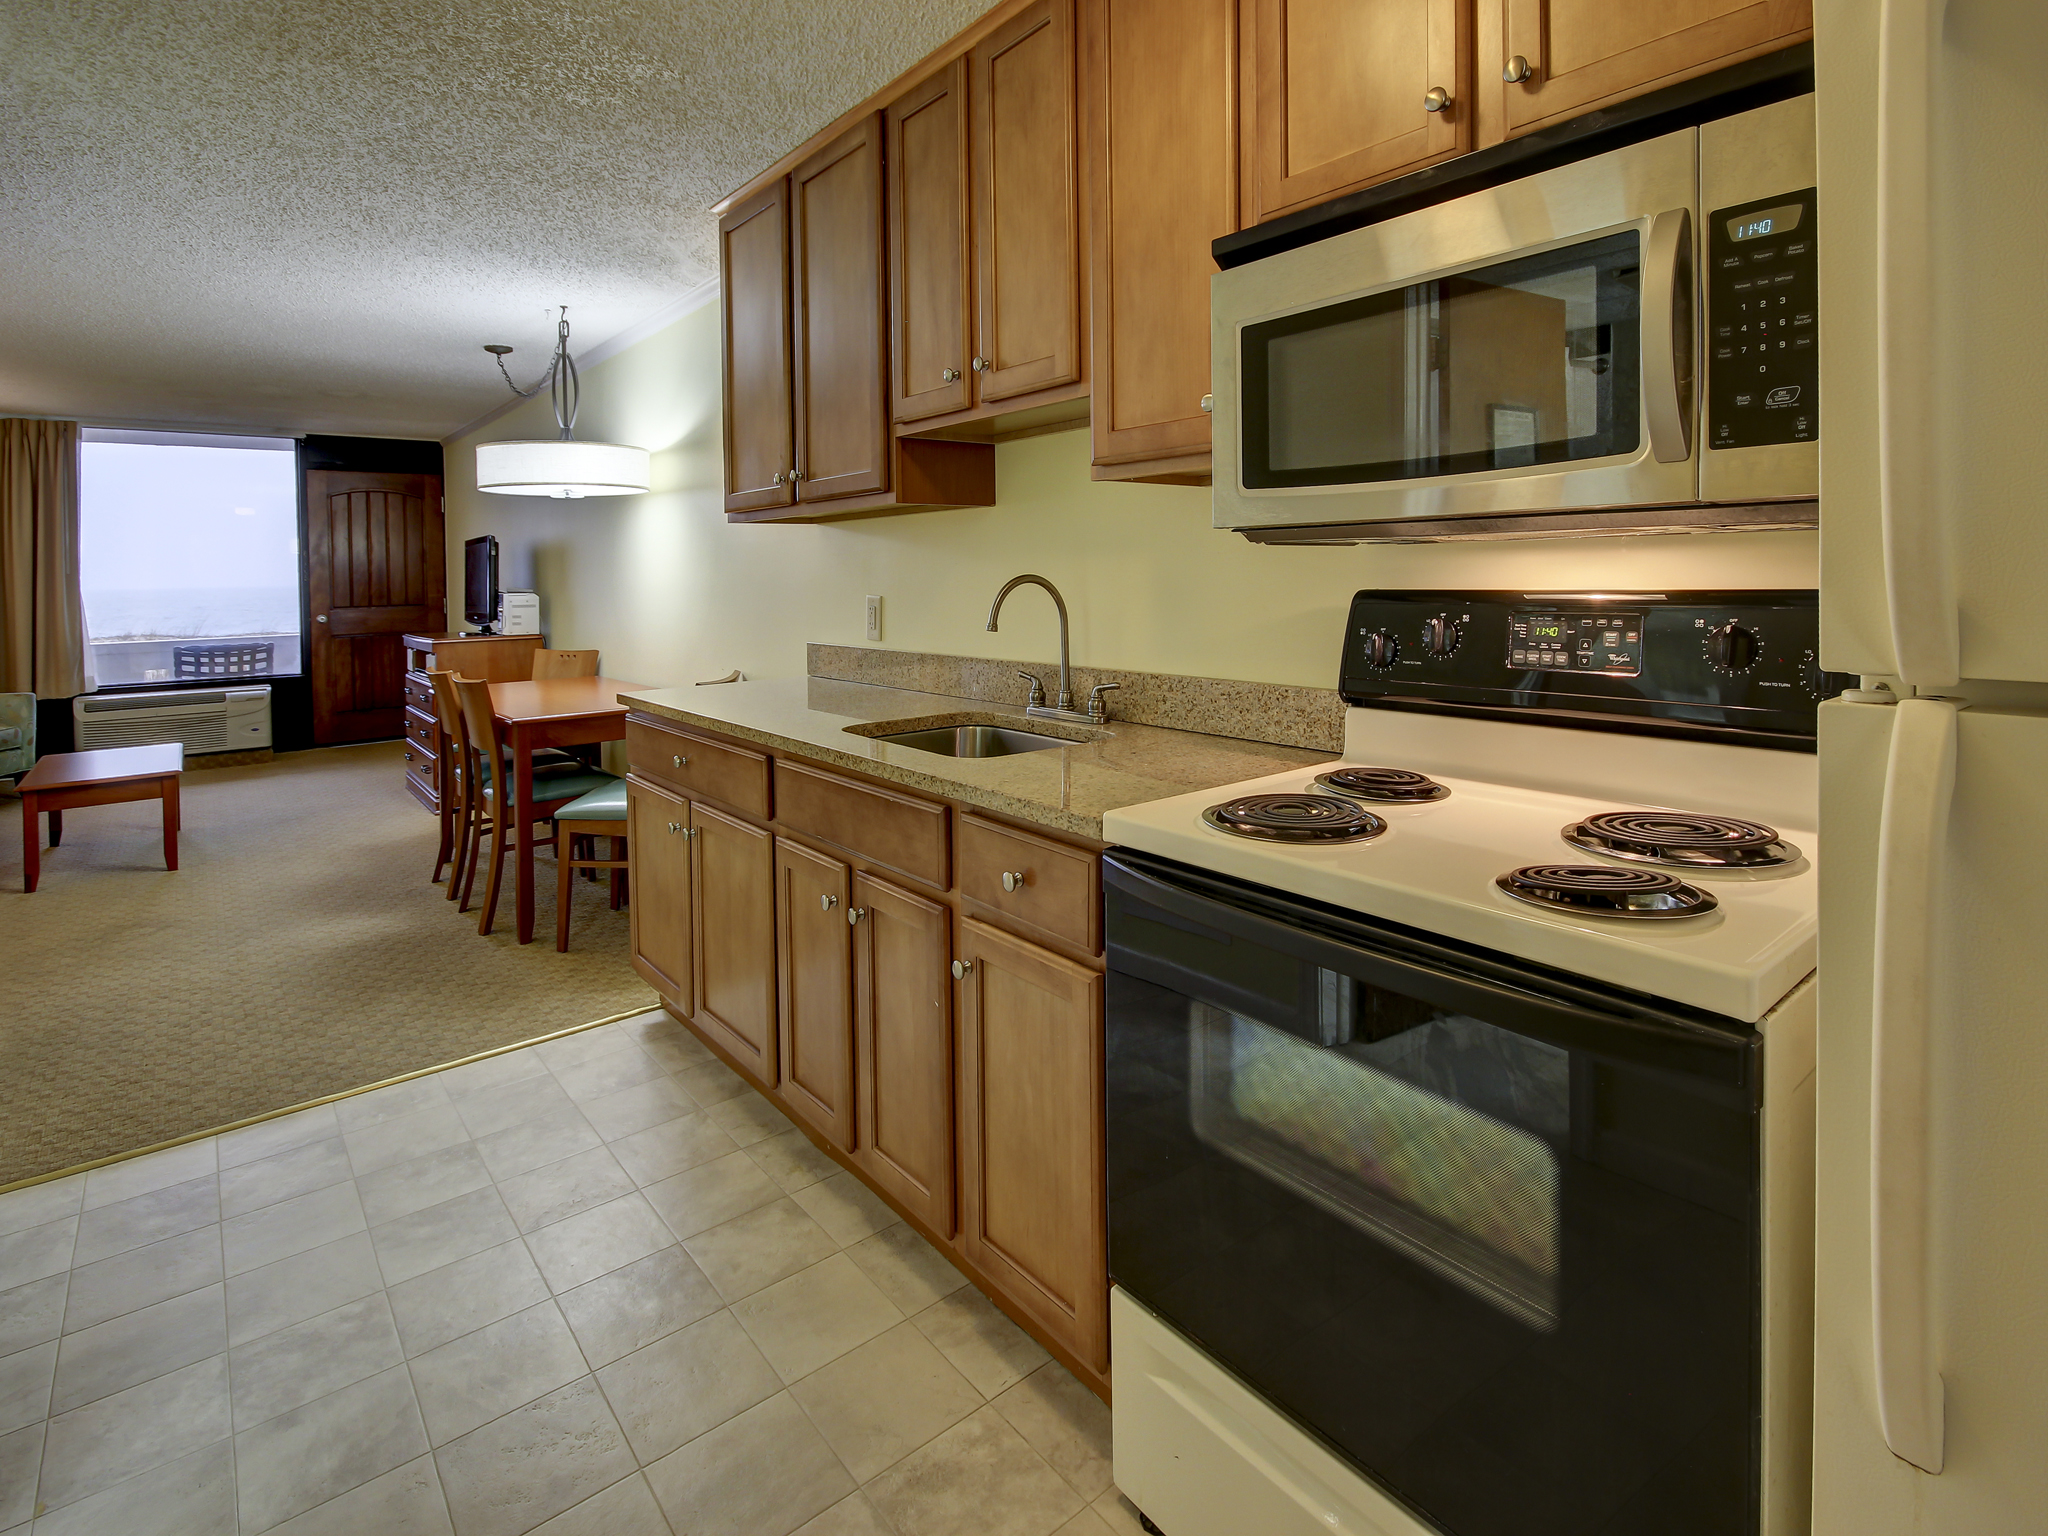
top-left (1495, 864), bottom-right (1718, 920)
top-left (1202, 793), bottom-right (1387, 843)
top-left (1559, 810), bottom-right (1798, 869)
top-left (1312, 765), bottom-right (1450, 803)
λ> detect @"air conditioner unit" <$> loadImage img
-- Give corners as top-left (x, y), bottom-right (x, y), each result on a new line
top-left (73, 686), bottom-right (273, 755)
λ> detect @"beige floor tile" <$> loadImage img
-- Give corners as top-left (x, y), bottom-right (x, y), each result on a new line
top-left (81, 1142), bottom-right (217, 1214)
top-left (340, 1104), bottom-right (471, 1179)
top-left (610, 1112), bottom-right (741, 1188)
top-left (232, 1364), bottom-right (428, 1535)
top-left (731, 1254), bottom-right (902, 1384)
top-left (1089, 1489), bottom-right (1151, 1536)
top-left (992, 1364), bottom-right (1114, 1501)
top-left (38, 1354), bottom-right (231, 1513)
top-left (683, 1198), bottom-right (838, 1302)
top-left (794, 1491), bottom-right (896, 1536)
top-left (0, 1421), bottom-right (39, 1528)
top-left (0, 1273), bottom-right (66, 1357)
top-left (449, 1073), bottom-right (575, 1142)
top-left (534, 1025), bottom-right (631, 1070)
top-left (526, 1470), bottom-right (671, 1536)
top-left (74, 1175), bottom-right (220, 1265)
top-left (217, 1140), bottom-right (351, 1221)
top-left (552, 1045), bottom-right (666, 1104)
top-left (51, 1284), bottom-right (223, 1417)
top-left (472, 1105), bottom-right (603, 1184)
top-left (27, 1437), bottom-right (235, 1536)
top-left (354, 1143), bottom-right (493, 1229)
top-left (523, 1193), bottom-right (673, 1293)
top-left (578, 1077), bottom-right (693, 1144)
top-left (407, 1300), bottom-right (588, 1446)
top-left (63, 1228), bottom-right (220, 1333)
top-left (433, 1377), bottom-right (635, 1536)
top-left (644, 1392), bottom-right (852, 1536)
top-left (228, 1293), bottom-right (402, 1432)
top-left (1051, 1507), bottom-right (1117, 1536)
top-left (788, 1320), bottom-right (981, 1481)
top-left (369, 1187), bottom-right (517, 1287)
top-left (642, 1152), bottom-right (782, 1241)
top-left (864, 1406), bottom-right (1082, 1536)
top-left (745, 1129), bottom-right (840, 1194)
top-left (676, 1059), bottom-right (751, 1107)
top-left (435, 1048), bottom-right (550, 1100)
top-left (267, 1452), bottom-right (452, 1536)
top-left (222, 1182), bottom-right (365, 1277)
top-left (912, 1289), bottom-right (1052, 1400)
top-left (0, 1218), bottom-right (76, 1294)
top-left (225, 1233), bottom-right (382, 1349)
top-left (556, 1246), bottom-right (722, 1370)
top-left (0, 1340), bottom-right (53, 1434)
top-left (702, 1092), bottom-right (794, 1148)
top-left (846, 1225), bottom-right (969, 1316)
top-left (332, 1076), bottom-right (451, 1135)
top-left (595, 1309), bottom-right (781, 1463)
top-left (790, 1172), bottom-right (899, 1248)
top-left (0, 1175), bottom-right (84, 1239)
top-left (497, 1146), bottom-right (635, 1234)
top-left (386, 1239), bottom-right (550, 1358)
top-left (217, 1107), bottom-right (341, 1173)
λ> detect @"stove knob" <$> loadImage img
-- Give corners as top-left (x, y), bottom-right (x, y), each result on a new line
top-left (1361, 629), bottom-right (1400, 670)
top-left (1421, 616), bottom-right (1461, 659)
top-left (1706, 622), bottom-right (1761, 673)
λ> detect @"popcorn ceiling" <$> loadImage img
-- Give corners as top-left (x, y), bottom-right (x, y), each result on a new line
top-left (0, 0), bottom-right (991, 437)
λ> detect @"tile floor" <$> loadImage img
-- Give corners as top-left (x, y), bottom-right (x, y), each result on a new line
top-left (0, 1011), bottom-right (1150, 1536)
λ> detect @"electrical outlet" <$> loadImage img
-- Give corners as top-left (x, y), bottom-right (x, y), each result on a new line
top-left (865, 595), bottom-right (883, 642)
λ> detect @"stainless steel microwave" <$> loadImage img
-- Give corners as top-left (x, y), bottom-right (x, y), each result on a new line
top-left (1212, 95), bottom-right (1817, 542)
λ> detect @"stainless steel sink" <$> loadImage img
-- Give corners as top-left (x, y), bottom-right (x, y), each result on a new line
top-left (869, 724), bottom-right (1071, 757)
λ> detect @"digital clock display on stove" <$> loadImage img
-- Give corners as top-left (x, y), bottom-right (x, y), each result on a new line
top-left (1508, 612), bottom-right (1645, 676)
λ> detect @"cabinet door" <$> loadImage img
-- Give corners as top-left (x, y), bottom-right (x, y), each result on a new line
top-left (776, 840), bottom-right (857, 1151)
top-left (720, 179), bottom-right (795, 514)
top-left (888, 61), bottom-right (974, 424)
top-left (1499, 0), bottom-right (1811, 137)
top-left (691, 800), bottom-right (778, 1083)
top-left (792, 115), bottom-right (890, 503)
top-left (956, 917), bottom-right (1107, 1369)
top-left (971, 0), bottom-right (1083, 404)
top-left (855, 873), bottom-right (955, 1236)
top-left (627, 777), bottom-right (693, 1011)
top-left (1085, 0), bottom-right (1238, 469)
top-left (1247, 0), bottom-right (1470, 223)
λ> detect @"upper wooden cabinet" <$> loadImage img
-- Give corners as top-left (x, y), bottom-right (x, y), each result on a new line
top-left (1495, 0), bottom-right (1812, 137)
top-left (1083, 0), bottom-right (1238, 480)
top-left (888, 62), bottom-right (974, 424)
top-left (719, 181), bottom-right (794, 515)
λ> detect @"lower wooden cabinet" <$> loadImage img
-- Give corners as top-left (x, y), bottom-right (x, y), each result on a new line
top-left (956, 916), bottom-right (1108, 1371)
top-left (855, 872), bottom-right (957, 1237)
top-left (690, 801), bottom-right (778, 1084)
top-left (776, 839), bottom-right (858, 1150)
top-left (627, 777), bottom-right (694, 1010)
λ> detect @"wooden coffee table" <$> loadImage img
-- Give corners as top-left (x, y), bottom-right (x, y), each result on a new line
top-left (18, 743), bottom-right (185, 893)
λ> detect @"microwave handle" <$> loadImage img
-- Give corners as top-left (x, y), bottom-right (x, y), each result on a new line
top-left (1643, 208), bottom-right (1693, 464)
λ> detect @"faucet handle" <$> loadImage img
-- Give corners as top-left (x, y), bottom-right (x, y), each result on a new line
top-left (1016, 671), bottom-right (1047, 708)
top-left (1086, 682), bottom-right (1121, 722)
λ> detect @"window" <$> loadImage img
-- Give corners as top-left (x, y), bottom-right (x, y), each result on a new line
top-left (80, 430), bottom-right (301, 687)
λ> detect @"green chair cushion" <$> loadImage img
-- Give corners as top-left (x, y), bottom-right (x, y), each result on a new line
top-left (476, 756), bottom-right (603, 788)
top-left (485, 766), bottom-right (619, 805)
top-left (554, 781), bottom-right (629, 821)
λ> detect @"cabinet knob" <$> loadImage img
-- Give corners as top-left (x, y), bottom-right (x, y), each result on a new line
top-left (788, 467), bottom-right (803, 483)
top-left (942, 367), bottom-right (961, 382)
top-left (1199, 394), bottom-right (1214, 413)
top-left (1502, 54), bottom-right (1534, 83)
top-left (847, 906), bottom-right (866, 926)
top-left (772, 471), bottom-right (787, 486)
top-left (1001, 870), bottom-right (1027, 893)
top-left (1423, 86), bottom-right (1451, 113)
top-left (666, 821), bottom-right (680, 835)
top-left (951, 959), bottom-right (974, 980)
top-left (672, 754), bottom-right (686, 768)
top-left (683, 827), bottom-right (699, 840)
top-left (403, 751), bottom-right (412, 762)
top-left (970, 356), bottom-right (989, 372)
top-left (820, 893), bottom-right (839, 911)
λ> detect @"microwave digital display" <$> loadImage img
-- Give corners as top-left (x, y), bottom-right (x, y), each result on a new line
top-left (1727, 203), bottom-right (1804, 242)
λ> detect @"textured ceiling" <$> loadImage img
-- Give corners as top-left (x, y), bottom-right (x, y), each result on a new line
top-left (0, 0), bottom-right (992, 438)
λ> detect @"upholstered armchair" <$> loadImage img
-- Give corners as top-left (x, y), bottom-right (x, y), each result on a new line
top-left (0, 693), bottom-right (33, 781)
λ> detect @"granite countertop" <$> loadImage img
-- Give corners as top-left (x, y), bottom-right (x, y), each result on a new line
top-left (618, 677), bottom-right (1334, 841)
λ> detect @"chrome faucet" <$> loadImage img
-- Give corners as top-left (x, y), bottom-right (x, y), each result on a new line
top-left (986, 574), bottom-right (1099, 725)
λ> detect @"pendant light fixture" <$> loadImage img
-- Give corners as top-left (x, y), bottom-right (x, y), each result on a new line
top-left (475, 308), bottom-right (650, 498)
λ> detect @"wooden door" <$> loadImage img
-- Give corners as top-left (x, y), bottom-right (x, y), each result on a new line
top-left (889, 61), bottom-right (974, 424)
top-left (627, 777), bottom-right (693, 1010)
top-left (956, 917), bottom-right (1107, 1369)
top-left (1085, 0), bottom-right (1238, 470)
top-left (1499, 0), bottom-right (1811, 137)
top-left (792, 115), bottom-right (890, 503)
top-left (691, 800), bottom-right (778, 1083)
top-left (855, 873), bottom-right (954, 1235)
top-left (305, 470), bottom-right (444, 745)
top-left (971, 0), bottom-right (1083, 404)
top-left (1246, 0), bottom-right (1470, 223)
top-left (776, 839), bottom-right (857, 1150)
top-left (720, 179), bottom-right (796, 514)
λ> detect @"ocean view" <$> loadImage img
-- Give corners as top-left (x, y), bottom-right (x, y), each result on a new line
top-left (84, 586), bottom-right (300, 641)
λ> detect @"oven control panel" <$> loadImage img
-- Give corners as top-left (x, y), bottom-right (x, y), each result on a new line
top-left (1706, 188), bottom-right (1817, 451)
top-left (1340, 590), bottom-right (1851, 747)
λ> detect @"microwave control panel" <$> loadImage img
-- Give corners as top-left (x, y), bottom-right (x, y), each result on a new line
top-left (1706, 188), bottom-right (1817, 450)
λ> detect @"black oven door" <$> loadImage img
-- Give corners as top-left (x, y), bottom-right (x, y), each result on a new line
top-left (1105, 851), bottom-right (1761, 1536)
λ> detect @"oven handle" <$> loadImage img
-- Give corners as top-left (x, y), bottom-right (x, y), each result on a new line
top-left (1869, 694), bottom-right (1954, 1474)
top-left (1643, 207), bottom-right (1693, 464)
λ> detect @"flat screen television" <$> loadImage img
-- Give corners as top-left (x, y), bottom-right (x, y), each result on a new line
top-left (463, 535), bottom-right (499, 631)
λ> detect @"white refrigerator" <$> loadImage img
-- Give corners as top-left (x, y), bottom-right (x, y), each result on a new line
top-left (1813, 0), bottom-right (2048, 1529)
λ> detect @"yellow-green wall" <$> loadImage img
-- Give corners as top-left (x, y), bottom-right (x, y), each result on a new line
top-left (444, 297), bottom-right (1817, 692)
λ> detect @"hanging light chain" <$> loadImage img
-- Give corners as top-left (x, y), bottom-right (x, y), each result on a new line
top-left (489, 307), bottom-right (578, 439)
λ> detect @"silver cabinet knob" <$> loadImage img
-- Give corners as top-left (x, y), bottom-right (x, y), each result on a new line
top-left (672, 754), bottom-right (686, 768)
top-left (1423, 86), bottom-right (1451, 112)
top-left (1001, 870), bottom-right (1026, 893)
top-left (820, 893), bottom-right (838, 911)
top-left (970, 356), bottom-right (989, 372)
top-left (666, 821), bottom-right (680, 835)
top-left (1199, 394), bottom-right (1214, 413)
top-left (1502, 54), bottom-right (1533, 83)
top-left (942, 367), bottom-right (961, 382)
top-left (951, 959), bottom-right (974, 980)
top-left (787, 468), bottom-right (803, 483)
top-left (772, 471), bottom-right (787, 486)
top-left (683, 827), bottom-right (699, 840)
top-left (847, 906), bottom-right (866, 926)
top-left (403, 751), bottom-right (413, 762)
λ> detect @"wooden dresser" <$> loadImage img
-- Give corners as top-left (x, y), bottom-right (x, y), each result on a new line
top-left (399, 632), bottom-right (545, 821)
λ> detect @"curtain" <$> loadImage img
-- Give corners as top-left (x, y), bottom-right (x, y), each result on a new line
top-left (0, 418), bottom-right (90, 698)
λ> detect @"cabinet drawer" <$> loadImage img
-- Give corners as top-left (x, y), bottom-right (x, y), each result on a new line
top-left (958, 813), bottom-right (1099, 953)
top-left (627, 717), bottom-right (772, 820)
top-left (405, 768), bottom-right (438, 812)
top-left (403, 706), bottom-right (438, 755)
top-left (404, 674), bottom-right (433, 711)
top-left (774, 758), bottom-right (950, 890)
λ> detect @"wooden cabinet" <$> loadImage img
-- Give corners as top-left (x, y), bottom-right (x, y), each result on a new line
top-left (627, 777), bottom-right (694, 1009)
top-left (720, 179), bottom-right (795, 514)
top-left (690, 801), bottom-right (779, 1083)
top-left (776, 839), bottom-right (858, 1150)
top-left (855, 872), bottom-right (956, 1236)
top-left (399, 632), bottom-right (543, 844)
top-left (888, 62), bottom-right (974, 424)
top-left (956, 916), bottom-right (1108, 1370)
top-left (1496, 0), bottom-right (1811, 138)
top-left (958, 812), bottom-right (1101, 955)
top-left (1243, 0), bottom-right (1472, 224)
top-left (1083, 0), bottom-right (1238, 482)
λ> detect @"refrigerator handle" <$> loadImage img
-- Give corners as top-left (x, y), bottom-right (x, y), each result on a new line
top-left (1642, 208), bottom-right (1693, 464)
top-left (1877, 0), bottom-right (1958, 689)
top-left (1870, 695), bottom-right (1955, 1474)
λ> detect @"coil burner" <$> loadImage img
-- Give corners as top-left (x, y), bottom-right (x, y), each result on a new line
top-left (1561, 810), bottom-right (1797, 869)
top-left (1202, 794), bottom-right (1388, 844)
top-left (1313, 766), bottom-right (1451, 803)
top-left (1496, 864), bottom-right (1718, 919)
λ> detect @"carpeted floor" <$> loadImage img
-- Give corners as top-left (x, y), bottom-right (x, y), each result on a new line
top-left (0, 741), bottom-right (654, 1185)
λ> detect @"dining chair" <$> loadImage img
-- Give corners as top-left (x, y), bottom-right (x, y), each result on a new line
top-left (453, 676), bottom-right (619, 937)
top-left (531, 648), bottom-right (600, 679)
top-left (552, 780), bottom-right (629, 951)
top-left (422, 670), bottom-right (471, 893)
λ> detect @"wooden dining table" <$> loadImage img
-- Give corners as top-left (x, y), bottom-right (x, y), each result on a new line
top-left (489, 676), bottom-right (644, 945)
